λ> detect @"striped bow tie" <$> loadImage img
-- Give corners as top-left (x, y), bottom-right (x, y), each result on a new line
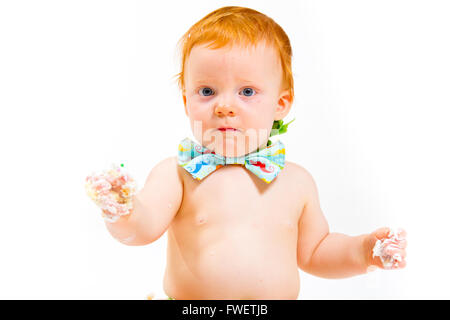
top-left (177, 137), bottom-right (285, 184)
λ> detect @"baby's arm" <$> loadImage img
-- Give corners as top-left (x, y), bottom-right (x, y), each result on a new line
top-left (296, 167), bottom-right (406, 279)
top-left (104, 156), bottom-right (183, 245)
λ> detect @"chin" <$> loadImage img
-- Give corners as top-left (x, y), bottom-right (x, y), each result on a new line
top-left (197, 130), bottom-right (268, 158)
top-left (212, 143), bottom-right (245, 158)
top-left (213, 138), bottom-right (263, 158)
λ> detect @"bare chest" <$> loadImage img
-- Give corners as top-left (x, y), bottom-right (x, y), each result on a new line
top-left (174, 162), bottom-right (305, 231)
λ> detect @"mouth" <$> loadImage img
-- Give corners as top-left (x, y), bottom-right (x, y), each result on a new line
top-left (218, 127), bottom-right (238, 132)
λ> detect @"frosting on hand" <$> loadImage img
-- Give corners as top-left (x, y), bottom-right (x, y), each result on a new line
top-left (372, 228), bottom-right (406, 269)
top-left (85, 164), bottom-right (137, 222)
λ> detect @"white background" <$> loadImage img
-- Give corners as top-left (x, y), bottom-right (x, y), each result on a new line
top-left (0, 0), bottom-right (449, 299)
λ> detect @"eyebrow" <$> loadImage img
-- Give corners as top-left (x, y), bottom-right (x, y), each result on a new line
top-left (194, 79), bottom-right (215, 83)
top-left (194, 78), bottom-right (256, 84)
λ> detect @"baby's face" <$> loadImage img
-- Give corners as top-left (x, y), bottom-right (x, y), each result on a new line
top-left (183, 41), bottom-right (292, 157)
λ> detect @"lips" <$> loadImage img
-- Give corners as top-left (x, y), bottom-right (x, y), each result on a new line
top-left (218, 127), bottom-right (238, 131)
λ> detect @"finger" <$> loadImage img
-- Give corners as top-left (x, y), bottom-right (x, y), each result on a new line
top-left (396, 228), bottom-right (407, 240)
top-left (388, 228), bottom-right (408, 248)
top-left (110, 173), bottom-right (133, 192)
top-left (396, 259), bottom-right (407, 269)
top-left (366, 265), bottom-right (378, 273)
top-left (371, 256), bottom-right (386, 269)
top-left (386, 256), bottom-right (407, 270)
top-left (389, 238), bottom-right (407, 249)
top-left (385, 248), bottom-right (407, 260)
top-left (387, 252), bottom-right (407, 269)
top-left (401, 238), bottom-right (407, 248)
top-left (373, 227), bottom-right (392, 240)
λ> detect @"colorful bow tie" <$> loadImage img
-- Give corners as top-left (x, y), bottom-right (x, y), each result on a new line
top-left (177, 137), bottom-right (285, 183)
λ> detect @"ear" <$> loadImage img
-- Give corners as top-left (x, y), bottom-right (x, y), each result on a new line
top-left (274, 89), bottom-right (293, 121)
top-left (182, 92), bottom-right (188, 116)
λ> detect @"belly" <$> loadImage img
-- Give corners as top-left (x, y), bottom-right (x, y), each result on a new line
top-left (163, 223), bottom-right (300, 300)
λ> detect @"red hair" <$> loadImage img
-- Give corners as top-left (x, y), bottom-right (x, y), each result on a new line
top-left (173, 6), bottom-right (294, 100)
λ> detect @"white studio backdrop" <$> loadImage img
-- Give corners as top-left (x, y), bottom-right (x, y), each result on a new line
top-left (0, 0), bottom-right (449, 299)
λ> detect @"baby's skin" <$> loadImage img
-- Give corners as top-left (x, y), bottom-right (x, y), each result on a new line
top-left (91, 41), bottom-right (407, 300)
top-left (100, 158), bottom-right (406, 299)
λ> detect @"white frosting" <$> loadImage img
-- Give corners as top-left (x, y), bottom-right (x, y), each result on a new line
top-left (372, 228), bottom-right (405, 269)
top-left (85, 164), bottom-right (137, 222)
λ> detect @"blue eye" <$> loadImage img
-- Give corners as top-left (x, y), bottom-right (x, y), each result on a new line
top-left (241, 88), bottom-right (255, 97)
top-left (199, 87), bottom-right (214, 96)
top-left (198, 87), bottom-right (255, 97)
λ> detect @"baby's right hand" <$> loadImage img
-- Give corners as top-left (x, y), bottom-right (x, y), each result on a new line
top-left (85, 164), bottom-right (137, 222)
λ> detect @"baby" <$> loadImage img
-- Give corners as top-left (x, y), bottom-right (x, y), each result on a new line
top-left (86, 6), bottom-right (407, 300)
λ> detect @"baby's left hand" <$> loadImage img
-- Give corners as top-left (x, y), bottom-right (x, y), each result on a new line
top-left (364, 227), bottom-right (407, 271)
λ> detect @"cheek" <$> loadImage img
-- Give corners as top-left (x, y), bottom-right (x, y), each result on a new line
top-left (186, 105), bottom-right (214, 135)
top-left (186, 103), bottom-right (208, 121)
top-left (245, 101), bottom-right (276, 128)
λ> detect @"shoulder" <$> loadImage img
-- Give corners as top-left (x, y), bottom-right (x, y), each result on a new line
top-left (284, 161), bottom-right (315, 183)
top-left (151, 156), bottom-right (178, 172)
top-left (283, 161), bottom-right (319, 199)
top-left (145, 156), bottom-right (184, 187)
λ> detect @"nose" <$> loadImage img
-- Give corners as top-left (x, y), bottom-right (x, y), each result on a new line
top-left (214, 104), bottom-right (237, 117)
